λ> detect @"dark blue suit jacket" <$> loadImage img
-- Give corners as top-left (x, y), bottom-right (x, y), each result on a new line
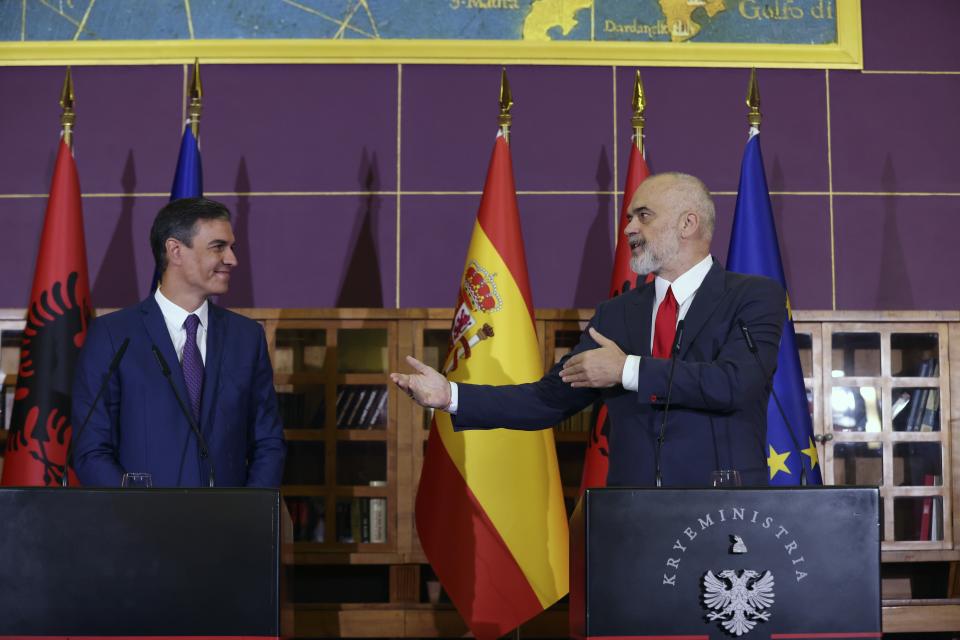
top-left (71, 296), bottom-right (286, 487)
top-left (453, 262), bottom-right (786, 487)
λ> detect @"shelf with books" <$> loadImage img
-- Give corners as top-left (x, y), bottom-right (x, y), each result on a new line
top-left (258, 318), bottom-right (399, 567)
top-left (800, 317), bottom-right (954, 552)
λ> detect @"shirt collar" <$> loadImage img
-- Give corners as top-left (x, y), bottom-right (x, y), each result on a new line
top-left (154, 287), bottom-right (209, 330)
top-left (655, 254), bottom-right (714, 305)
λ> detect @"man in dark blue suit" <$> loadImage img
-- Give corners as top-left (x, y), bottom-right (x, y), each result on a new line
top-left (392, 173), bottom-right (785, 487)
top-left (72, 198), bottom-right (285, 487)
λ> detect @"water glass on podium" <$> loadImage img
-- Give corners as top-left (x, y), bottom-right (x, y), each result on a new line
top-left (121, 472), bottom-right (153, 488)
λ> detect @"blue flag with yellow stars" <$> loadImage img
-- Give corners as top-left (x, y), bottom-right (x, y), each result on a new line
top-left (727, 131), bottom-right (822, 485)
top-left (151, 123), bottom-right (203, 291)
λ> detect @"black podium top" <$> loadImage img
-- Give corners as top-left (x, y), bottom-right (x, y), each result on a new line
top-left (0, 488), bottom-right (280, 637)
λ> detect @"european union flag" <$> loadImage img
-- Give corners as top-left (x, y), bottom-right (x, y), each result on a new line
top-left (727, 132), bottom-right (822, 485)
top-left (170, 124), bottom-right (203, 200)
top-left (152, 123), bottom-right (203, 291)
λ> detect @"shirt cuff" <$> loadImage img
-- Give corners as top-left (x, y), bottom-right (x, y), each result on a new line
top-left (622, 355), bottom-right (641, 391)
top-left (445, 381), bottom-right (458, 414)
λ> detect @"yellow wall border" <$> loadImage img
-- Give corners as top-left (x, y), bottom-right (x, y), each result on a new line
top-left (0, 2), bottom-right (861, 69)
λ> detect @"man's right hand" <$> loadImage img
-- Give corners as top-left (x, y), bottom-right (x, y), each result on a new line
top-left (390, 355), bottom-right (452, 409)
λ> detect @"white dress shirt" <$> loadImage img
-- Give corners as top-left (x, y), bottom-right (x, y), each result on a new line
top-left (154, 287), bottom-right (209, 365)
top-left (446, 255), bottom-right (715, 412)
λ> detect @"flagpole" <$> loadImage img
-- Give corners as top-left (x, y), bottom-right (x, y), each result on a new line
top-left (631, 69), bottom-right (645, 155)
top-left (498, 67), bottom-right (512, 142)
top-left (60, 67), bottom-right (75, 149)
top-left (746, 67), bottom-right (761, 133)
top-left (188, 58), bottom-right (203, 140)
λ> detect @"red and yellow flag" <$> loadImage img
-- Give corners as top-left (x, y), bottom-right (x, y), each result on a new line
top-left (578, 137), bottom-right (650, 493)
top-left (2, 137), bottom-right (92, 486)
top-left (415, 133), bottom-right (568, 640)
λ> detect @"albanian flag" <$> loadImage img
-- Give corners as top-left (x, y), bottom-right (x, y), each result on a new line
top-left (578, 139), bottom-right (650, 493)
top-left (2, 137), bottom-right (92, 486)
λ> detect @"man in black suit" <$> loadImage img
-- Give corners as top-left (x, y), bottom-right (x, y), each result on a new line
top-left (391, 172), bottom-right (785, 487)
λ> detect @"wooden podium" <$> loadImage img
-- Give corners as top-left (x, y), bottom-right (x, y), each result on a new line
top-left (570, 487), bottom-right (881, 639)
top-left (0, 488), bottom-right (280, 638)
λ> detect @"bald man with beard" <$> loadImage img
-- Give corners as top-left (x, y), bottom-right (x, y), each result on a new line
top-left (392, 172), bottom-right (786, 487)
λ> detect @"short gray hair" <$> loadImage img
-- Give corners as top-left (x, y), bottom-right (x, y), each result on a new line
top-left (648, 172), bottom-right (716, 238)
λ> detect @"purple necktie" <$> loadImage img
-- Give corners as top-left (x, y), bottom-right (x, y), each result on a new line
top-left (182, 314), bottom-right (204, 421)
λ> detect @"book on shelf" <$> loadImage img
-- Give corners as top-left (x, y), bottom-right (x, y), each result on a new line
top-left (903, 358), bottom-right (935, 431)
top-left (919, 362), bottom-right (940, 431)
top-left (371, 389), bottom-right (388, 426)
top-left (337, 387), bottom-right (362, 428)
top-left (369, 480), bottom-right (387, 544)
top-left (369, 497), bottom-right (387, 543)
top-left (346, 387), bottom-right (370, 427)
top-left (349, 498), bottom-right (371, 544)
top-left (335, 388), bottom-right (351, 427)
top-left (358, 387), bottom-right (381, 426)
top-left (930, 489), bottom-right (941, 542)
top-left (918, 474), bottom-right (940, 541)
top-left (336, 501), bottom-right (353, 543)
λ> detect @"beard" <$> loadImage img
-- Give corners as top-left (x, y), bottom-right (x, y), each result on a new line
top-left (629, 230), bottom-right (681, 276)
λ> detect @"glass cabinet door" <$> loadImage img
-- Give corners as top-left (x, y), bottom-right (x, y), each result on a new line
top-left (818, 323), bottom-right (950, 550)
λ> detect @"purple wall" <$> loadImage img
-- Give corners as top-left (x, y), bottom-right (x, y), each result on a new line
top-left (1, 0), bottom-right (958, 311)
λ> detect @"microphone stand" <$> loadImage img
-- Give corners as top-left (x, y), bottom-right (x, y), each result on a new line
top-left (151, 345), bottom-right (216, 488)
top-left (655, 320), bottom-right (685, 488)
top-left (738, 319), bottom-right (807, 486)
top-left (63, 338), bottom-right (130, 487)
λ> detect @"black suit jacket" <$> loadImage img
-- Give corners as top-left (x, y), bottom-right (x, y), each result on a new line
top-left (453, 261), bottom-right (786, 487)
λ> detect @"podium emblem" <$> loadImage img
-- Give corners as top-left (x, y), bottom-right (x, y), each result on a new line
top-left (702, 569), bottom-right (775, 636)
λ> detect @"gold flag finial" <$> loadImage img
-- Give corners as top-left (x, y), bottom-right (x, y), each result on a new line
top-left (498, 67), bottom-right (513, 141)
top-left (187, 58), bottom-right (203, 138)
top-left (630, 69), bottom-right (646, 154)
top-left (60, 66), bottom-right (76, 147)
top-left (746, 67), bottom-right (762, 130)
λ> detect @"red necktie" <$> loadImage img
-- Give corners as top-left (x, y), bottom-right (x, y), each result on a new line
top-left (653, 286), bottom-right (679, 358)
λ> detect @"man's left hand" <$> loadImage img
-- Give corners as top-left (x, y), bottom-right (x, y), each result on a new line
top-left (559, 327), bottom-right (627, 388)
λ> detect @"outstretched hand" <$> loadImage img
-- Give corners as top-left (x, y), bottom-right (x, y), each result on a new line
top-left (390, 355), bottom-right (452, 409)
top-left (559, 327), bottom-right (627, 388)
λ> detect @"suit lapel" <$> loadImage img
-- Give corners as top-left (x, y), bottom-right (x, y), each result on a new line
top-left (140, 296), bottom-right (191, 403)
top-left (625, 284), bottom-right (654, 357)
top-left (201, 303), bottom-right (226, 434)
top-left (678, 261), bottom-right (727, 359)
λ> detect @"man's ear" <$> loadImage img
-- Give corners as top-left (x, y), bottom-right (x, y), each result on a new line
top-left (680, 211), bottom-right (701, 239)
top-left (165, 238), bottom-right (182, 267)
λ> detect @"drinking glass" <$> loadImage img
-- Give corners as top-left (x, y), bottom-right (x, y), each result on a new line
top-left (711, 470), bottom-right (742, 487)
top-left (121, 472), bottom-right (153, 488)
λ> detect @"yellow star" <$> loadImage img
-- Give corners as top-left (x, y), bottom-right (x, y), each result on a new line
top-left (767, 444), bottom-right (792, 480)
top-left (801, 437), bottom-right (819, 470)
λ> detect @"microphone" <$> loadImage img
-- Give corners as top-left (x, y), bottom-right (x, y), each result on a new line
top-left (738, 319), bottom-right (807, 486)
top-left (655, 319), bottom-right (685, 488)
top-left (151, 345), bottom-right (216, 488)
top-left (63, 337), bottom-right (130, 487)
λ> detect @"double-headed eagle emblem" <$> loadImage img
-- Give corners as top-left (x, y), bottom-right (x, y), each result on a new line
top-left (702, 569), bottom-right (775, 636)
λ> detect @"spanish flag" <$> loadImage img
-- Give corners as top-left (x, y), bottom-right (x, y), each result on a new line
top-left (415, 132), bottom-right (568, 639)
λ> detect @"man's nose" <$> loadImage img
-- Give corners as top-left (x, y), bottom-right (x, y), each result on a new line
top-left (224, 247), bottom-right (238, 266)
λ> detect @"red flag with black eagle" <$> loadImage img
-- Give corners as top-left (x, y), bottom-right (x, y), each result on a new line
top-left (2, 137), bottom-right (92, 486)
top-left (578, 139), bottom-right (650, 492)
